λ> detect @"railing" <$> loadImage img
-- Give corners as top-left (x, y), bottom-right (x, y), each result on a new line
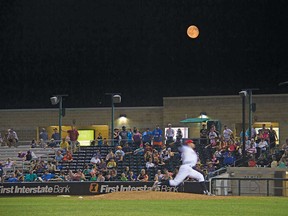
top-left (209, 177), bottom-right (288, 196)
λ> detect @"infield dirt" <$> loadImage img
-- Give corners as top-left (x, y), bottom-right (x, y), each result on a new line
top-left (86, 191), bottom-right (227, 200)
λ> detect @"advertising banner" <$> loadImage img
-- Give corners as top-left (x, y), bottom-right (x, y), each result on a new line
top-left (0, 181), bottom-right (204, 196)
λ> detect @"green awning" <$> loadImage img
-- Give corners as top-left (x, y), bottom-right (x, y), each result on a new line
top-left (180, 117), bottom-right (209, 123)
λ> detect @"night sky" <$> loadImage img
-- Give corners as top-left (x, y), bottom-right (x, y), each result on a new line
top-left (1, 0), bottom-right (288, 109)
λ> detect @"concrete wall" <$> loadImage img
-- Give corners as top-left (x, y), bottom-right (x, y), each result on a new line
top-left (0, 107), bottom-right (163, 142)
top-left (163, 94), bottom-right (288, 144)
top-left (0, 94), bottom-right (288, 144)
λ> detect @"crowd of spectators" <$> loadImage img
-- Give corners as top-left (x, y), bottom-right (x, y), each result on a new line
top-left (1, 123), bottom-right (288, 184)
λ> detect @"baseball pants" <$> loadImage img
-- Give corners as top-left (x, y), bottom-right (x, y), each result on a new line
top-left (169, 164), bottom-right (204, 186)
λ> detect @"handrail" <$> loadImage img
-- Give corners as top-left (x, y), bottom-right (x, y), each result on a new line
top-left (209, 177), bottom-right (288, 196)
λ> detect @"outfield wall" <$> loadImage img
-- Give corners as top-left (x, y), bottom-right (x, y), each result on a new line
top-left (0, 181), bottom-right (204, 196)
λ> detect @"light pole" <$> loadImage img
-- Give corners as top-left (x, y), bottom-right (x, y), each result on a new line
top-left (244, 88), bottom-right (259, 139)
top-left (239, 90), bottom-right (247, 159)
top-left (50, 94), bottom-right (68, 140)
top-left (105, 93), bottom-right (121, 142)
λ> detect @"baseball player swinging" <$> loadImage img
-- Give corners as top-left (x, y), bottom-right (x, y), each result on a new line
top-left (153, 139), bottom-right (213, 195)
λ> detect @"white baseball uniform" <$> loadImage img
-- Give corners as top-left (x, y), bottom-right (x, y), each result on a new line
top-left (169, 145), bottom-right (204, 186)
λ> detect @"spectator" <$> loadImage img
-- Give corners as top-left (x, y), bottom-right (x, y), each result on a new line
top-left (152, 125), bottom-right (163, 147)
top-left (89, 165), bottom-right (98, 176)
top-left (51, 128), bottom-right (60, 143)
top-left (55, 150), bottom-right (64, 162)
top-left (127, 171), bottom-right (137, 181)
top-left (144, 142), bottom-right (153, 153)
top-left (206, 162), bottom-right (216, 179)
top-left (248, 156), bottom-right (257, 167)
top-left (162, 168), bottom-right (173, 181)
top-left (113, 128), bottom-right (120, 146)
top-left (90, 154), bottom-right (101, 165)
top-left (200, 124), bottom-right (208, 140)
top-left (123, 166), bottom-right (130, 176)
top-left (259, 124), bottom-right (269, 142)
top-left (103, 138), bottom-right (109, 146)
top-left (7, 173), bottom-right (19, 182)
top-left (120, 173), bottom-right (128, 181)
top-left (211, 153), bottom-right (220, 169)
top-left (30, 139), bottom-right (37, 148)
top-left (63, 150), bottom-right (73, 162)
top-left (47, 161), bottom-right (57, 173)
top-left (223, 150), bottom-right (235, 166)
top-left (146, 158), bottom-right (155, 169)
top-left (133, 129), bottom-right (142, 147)
top-left (105, 149), bottom-right (115, 162)
top-left (257, 153), bottom-right (269, 167)
top-left (268, 125), bottom-right (278, 149)
top-left (165, 123), bottom-right (175, 145)
top-left (208, 126), bottom-right (218, 148)
top-left (98, 159), bottom-right (108, 173)
top-left (222, 125), bottom-right (233, 142)
top-left (133, 143), bottom-right (144, 155)
top-left (281, 138), bottom-right (288, 153)
top-left (4, 157), bottom-right (14, 169)
top-left (66, 126), bottom-right (79, 153)
top-left (94, 149), bottom-right (102, 159)
top-left (175, 128), bottom-right (183, 146)
top-left (142, 128), bottom-right (153, 145)
top-left (115, 146), bottom-right (125, 162)
top-left (110, 168), bottom-right (118, 181)
top-left (48, 138), bottom-right (57, 148)
top-left (97, 172), bottom-right (105, 182)
top-left (13, 169), bottom-right (23, 182)
top-left (277, 157), bottom-right (287, 168)
top-left (69, 169), bottom-right (86, 181)
top-left (51, 171), bottom-right (67, 181)
top-left (17, 151), bottom-right (26, 159)
top-left (257, 138), bottom-right (268, 157)
top-left (34, 160), bottom-right (47, 173)
top-left (152, 149), bottom-right (160, 165)
top-left (90, 173), bottom-right (97, 181)
top-left (7, 128), bottom-right (19, 148)
top-left (25, 150), bottom-right (33, 161)
top-left (119, 126), bottom-right (128, 146)
top-left (39, 128), bottom-right (49, 144)
top-left (24, 170), bottom-right (37, 182)
top-left (122, 143), bottom-right (133, 156)
top-left (137, 169), bottom-right (148, 182)
top-left (107, 158), bottom-right (117, 169)
top-left (97, 133), bottom-right (103, 146)
top-left (154, 169), bottom-right (163, 182)
top-left (270, 156), bottom-right (278, 168)
top-left (39, 170), bottom-right (55, 182)
top-left (144, 150), bottom-right (153, 162)
top-left (83, 164), bottom-right (92, 176)
top-left (246, 138), bottom-right (257, 156)
top-left (60, 138), bottom-right (70, 154)
top-left (127, 128), bottom-right (133, 145)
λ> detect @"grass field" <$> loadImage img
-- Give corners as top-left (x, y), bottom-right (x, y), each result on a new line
top-left (0, 194), bottom-right (287, 216)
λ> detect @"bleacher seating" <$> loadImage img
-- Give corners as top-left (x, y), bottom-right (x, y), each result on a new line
top-left (0, 145), bottom-right (59, 174)
top-left (0, 144), bottom-right (183, 181)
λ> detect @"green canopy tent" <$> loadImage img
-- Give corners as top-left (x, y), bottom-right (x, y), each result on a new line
top-left (180, 117), bottom-right (209, 123)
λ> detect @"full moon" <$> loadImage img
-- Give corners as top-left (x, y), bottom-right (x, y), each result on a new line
top-left (187, 25), bottom-right (199, 39)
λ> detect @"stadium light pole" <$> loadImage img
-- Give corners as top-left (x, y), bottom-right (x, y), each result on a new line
top-left (105, 93), bottom-right (121, 143)
top-left (243, 88), bottom-right (259, 139)
top-left (50, 94), bottom-right (68, 141)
